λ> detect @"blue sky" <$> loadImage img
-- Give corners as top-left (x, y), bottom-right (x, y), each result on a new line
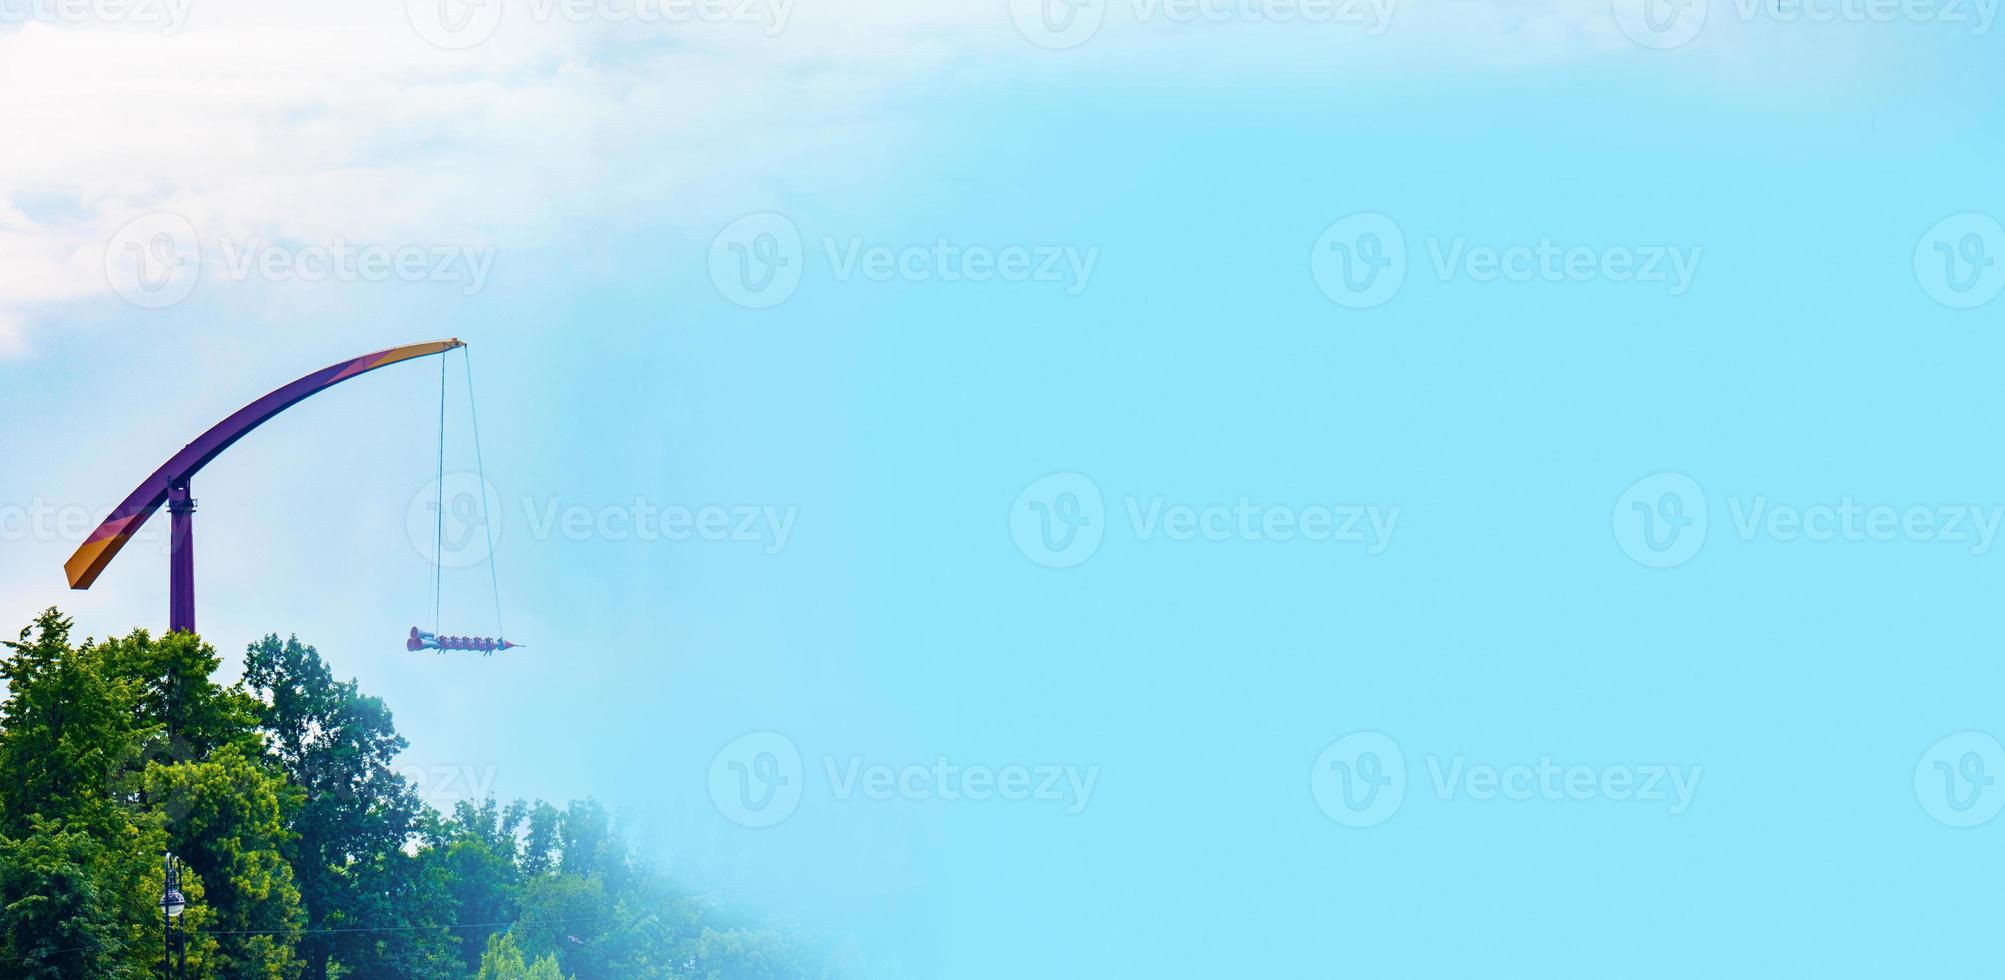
top-left (4, 2), bottom-right (2005, 976)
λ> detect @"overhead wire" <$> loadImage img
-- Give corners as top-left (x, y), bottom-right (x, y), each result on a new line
top-left (463, 347), bottom-right (506, 643)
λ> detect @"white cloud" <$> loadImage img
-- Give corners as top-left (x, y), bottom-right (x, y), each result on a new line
top-left (0, 1), bottom-right (986, 344)
top-left (0, 311), bottom-right (26, 359)
top-left (0, 0), bottom-right (1789, 350)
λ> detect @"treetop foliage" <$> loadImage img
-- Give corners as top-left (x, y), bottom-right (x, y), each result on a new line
top-left (0, 610), bottom-right (838, 980)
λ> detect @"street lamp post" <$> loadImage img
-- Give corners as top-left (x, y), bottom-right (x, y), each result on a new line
top-left (161, 853), bottom-right (186, 978)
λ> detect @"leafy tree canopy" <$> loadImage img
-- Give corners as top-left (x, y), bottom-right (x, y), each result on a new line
top-left (0, 612), bottom-right (838, 979)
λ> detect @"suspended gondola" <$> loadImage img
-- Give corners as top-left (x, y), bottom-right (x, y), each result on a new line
top-left (411, 342), bottom-right (517, 655)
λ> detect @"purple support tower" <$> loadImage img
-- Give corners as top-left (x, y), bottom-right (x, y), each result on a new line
top-left (167, 481), bottom-right (196, 635)
top-left (64, 340), bottom-right (465, 636)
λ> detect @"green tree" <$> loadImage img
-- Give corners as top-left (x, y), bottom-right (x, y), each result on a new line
top-left (509, 871), bottom-right (609, 974)
top-left (555, 801), bottom-right (631, 893)
top-left (0, 614), bottom-right (834, 979)
top-left (94, 625), bottom-right (303, 979)
top-left (241, 635), bottom-right (456, 979)
top-left (0, 611), bottom-right (140, 837)
top-left (520, 803), bottom-right (561, 877)
top-left (476, 931), bottom-right (568, 979)
top-left (430, 798), bottom-right (527, 975)
top-left (685, 925), bottom-right (812, 980)
top-left (0, 612), bottom-right (172, 978)
top-left (98, 629), bottom-right (262, 758)
top-left (144, 744), bottom-right (303, 978)
top-left (0, 817), bottom-right (160, 979)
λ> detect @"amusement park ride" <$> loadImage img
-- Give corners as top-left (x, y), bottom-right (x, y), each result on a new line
top-left (63, 340), bottom-right (520, 655)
